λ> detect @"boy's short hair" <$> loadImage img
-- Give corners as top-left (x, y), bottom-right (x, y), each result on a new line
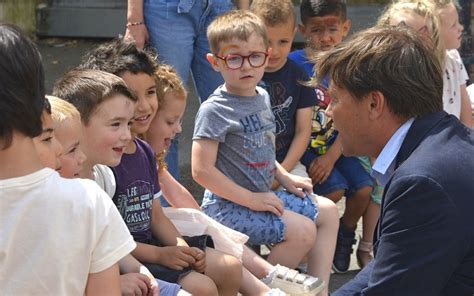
top-left (314, 26), bottom-right (443, 118)
top-left (300, 0), bottom-right (347, 24)
top-left (79, 38), bottom-right (158, 77)
top-left (250, 0), bottom-right (296, 27)
top-left (0, 24), bottom-right (45, 149)
top-left (207, 10), bottom-right (269, 53)
top-left (52, 69), bottom-right (136, 125)
top-left (46, 95), bottom-right (81, 124)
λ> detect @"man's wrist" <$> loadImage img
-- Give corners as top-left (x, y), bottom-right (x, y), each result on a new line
top-left (126, 21), bottom-right (145, 28)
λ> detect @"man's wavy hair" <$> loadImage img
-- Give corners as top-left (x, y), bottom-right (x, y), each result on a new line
top-left (312, 26), bottom-right (443, 119)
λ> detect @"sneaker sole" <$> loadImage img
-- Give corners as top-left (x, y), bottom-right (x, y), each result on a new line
top-left (332, 263), bottom-right (349, 274)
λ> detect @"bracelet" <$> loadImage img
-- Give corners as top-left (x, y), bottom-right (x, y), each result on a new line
top-left (126, 21), bottom-right (144, 27)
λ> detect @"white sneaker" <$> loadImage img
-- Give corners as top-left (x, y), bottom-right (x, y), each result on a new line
top-left (262, 265), bottom-right (325, 295)
top-left (266, 288), bottom-right (287, 296)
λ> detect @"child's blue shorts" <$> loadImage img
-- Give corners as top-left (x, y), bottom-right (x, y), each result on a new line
top-left (303, 154), bottom-right (373, 197)
top-left (201, 190), bottom-right (319, 246)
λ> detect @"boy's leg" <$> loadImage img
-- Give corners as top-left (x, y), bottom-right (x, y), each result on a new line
top-left (333, 156), bottom-right (373, 273)
top-left (358, 200), bottom-right (380, 268)
top-left (204, 247), bottom-right (242, 296)
top-left (306, 195), bottom-right (339, 296)
top-left (178, 271), bottom-right (218, 296)
top-left (268, 210), bottom-right (316, 268)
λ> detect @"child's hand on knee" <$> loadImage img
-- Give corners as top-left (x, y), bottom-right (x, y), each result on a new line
top-left (248, 192), bottom-right (284, 216)
top-left (190, 247), bottom-right (206, 273)
top-left (157, 246), bottom-right (197, 270)
top-left (308, 155), bottom-right (335, 185)
top-left (279, 173), bottom-right (313, 198)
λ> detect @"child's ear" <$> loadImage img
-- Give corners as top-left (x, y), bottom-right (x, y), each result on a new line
top-left (342, 20), bottom-right (352, 38)
top-left (297, 23), bottom-right (306, 36)
top-left (206, 53), bottom-right (220, 72)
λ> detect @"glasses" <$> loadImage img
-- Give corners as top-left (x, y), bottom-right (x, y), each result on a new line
top-left (215, 52), bottom-right (268, 70)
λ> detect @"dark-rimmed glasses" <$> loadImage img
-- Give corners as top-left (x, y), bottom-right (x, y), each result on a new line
top-left (214, 52), bottom-right (269, 70)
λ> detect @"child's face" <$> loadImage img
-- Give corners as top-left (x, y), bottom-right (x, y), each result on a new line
top-left (207, 32), bottom-right (269, 97)
top-left (299, 15), bottom-right (351, 52)
top-left (55, 117), bottom-right (86, 178)
top-left (33, 111), bottom-right (64, 171)
top-left (81, 95), bottom-right (134, 167)
top-left (146, 91), bottom-right (186, 154)
top-left (438, 3), bottom-right (463, 50)
top-left (121, 71), bottom-right (158, 135)
top-left (266, 21), bottom-right (296, 72)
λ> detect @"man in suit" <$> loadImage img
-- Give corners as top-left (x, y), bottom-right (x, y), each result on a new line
top-left (315, 26), bottom-right (474, 295)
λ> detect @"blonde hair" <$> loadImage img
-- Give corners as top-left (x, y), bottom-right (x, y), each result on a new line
top-left (377, 0), bottom-right (445, 66)
top-left (207, 9), bottom-right (269, 53)
top-left (147, 64), bottom-right (187, 172)
top-left (46, 95), bottom-right (81, 124)
top-left (250, 0), bottom-right (296, 27)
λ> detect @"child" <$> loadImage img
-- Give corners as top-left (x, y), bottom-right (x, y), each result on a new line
top-left (53, 69), bottom-right (135, 194)
top-left (146, 64), bottom-right (324, 295)
top-left (193, 9), bottom-right (338, 295)
top-left (78, 40), bottom-right (243, 296)
top-left (47, 95), bottom-right (189, 296)
top-left (0, 25), bottom-right (135, 293)
top-left (46, 95), bottom-right (87, 178)
top-left (379, 0), bottom-right (473, 128)
top-left (250, 0), bottom-right (317, 186)
top-left (288, 0), bottom-right (373, 274)
top-left (250, 0), bottom-right (339, 286)
top-left (435, 0), bottom-right (473, 128)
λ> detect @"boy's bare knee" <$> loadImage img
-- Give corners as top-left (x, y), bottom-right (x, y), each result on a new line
top-left (180, 272), bottom-right (218, 296)
top-left (286, 215), bottom-right (316, 247)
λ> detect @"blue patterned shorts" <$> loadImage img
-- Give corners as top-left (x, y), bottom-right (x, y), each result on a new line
top-left (201, 190), bottom-right (318, 245)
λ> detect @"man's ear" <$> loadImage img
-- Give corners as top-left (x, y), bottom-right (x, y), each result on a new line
top-left (206, 53), bottom-right (220, 72)
top-left (367, 90), bottom-right (385, 120)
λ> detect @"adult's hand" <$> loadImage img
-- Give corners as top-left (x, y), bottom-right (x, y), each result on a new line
top-left (124, 25), bottom-right (149, 50)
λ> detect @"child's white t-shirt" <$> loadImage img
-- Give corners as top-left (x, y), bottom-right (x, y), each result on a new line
top-left (443, 49), bottom-right (469, 118)
top-left (93, 164), bottom-right (116, 197)
top-left (0, 168), bottom-right (136, 295)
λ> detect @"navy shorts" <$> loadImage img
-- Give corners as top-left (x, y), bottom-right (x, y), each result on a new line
top-left (201, 190), bottom-right (318, 246)
top-left (304, 154), bottom-right (373, 197)
top-left (142, 235), bottom-right (214, 283)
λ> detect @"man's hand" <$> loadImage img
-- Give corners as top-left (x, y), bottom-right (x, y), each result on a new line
top-left (156, 246), bottom-right (197, 270)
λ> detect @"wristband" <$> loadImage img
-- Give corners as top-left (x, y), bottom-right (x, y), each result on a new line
top-left (126, 21), bottom-right (144, 27)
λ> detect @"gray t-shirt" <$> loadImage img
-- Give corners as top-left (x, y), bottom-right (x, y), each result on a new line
top-left (193, 85), bottom-right (276, 192)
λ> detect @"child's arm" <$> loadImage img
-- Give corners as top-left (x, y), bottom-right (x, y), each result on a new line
top-left (159, 168), bottom-right (201, 210)
top-left (307, 136), bottom-right (342, 185)
top-left (274, 161), bottom-right (313, 197)
top-left (272, 106), bottom-right (312, 189)
top-left (131, 198), bottom-right (200, 270)
top-left (119, 254), bottom-right (159, 296)
top-left (192, 138), bottom-right (284, 216)
top-left (86, 263), bottom-right (121, 296)
top-left (459, 84), bottom-right (473, 128)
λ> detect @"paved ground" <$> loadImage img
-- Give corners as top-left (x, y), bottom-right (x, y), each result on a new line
top-left (38, 37), bottom-right (365, 293)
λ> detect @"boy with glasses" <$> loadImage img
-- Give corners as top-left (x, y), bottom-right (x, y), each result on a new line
top-left (192, 9), bottom-right (332, 295)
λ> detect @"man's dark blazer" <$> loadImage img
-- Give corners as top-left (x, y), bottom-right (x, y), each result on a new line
top-left (337, 111), bottom-right (474, 295)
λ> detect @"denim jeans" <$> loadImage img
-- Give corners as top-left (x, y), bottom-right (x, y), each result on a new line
top-left (144, 0), bottom-right (231, 183)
